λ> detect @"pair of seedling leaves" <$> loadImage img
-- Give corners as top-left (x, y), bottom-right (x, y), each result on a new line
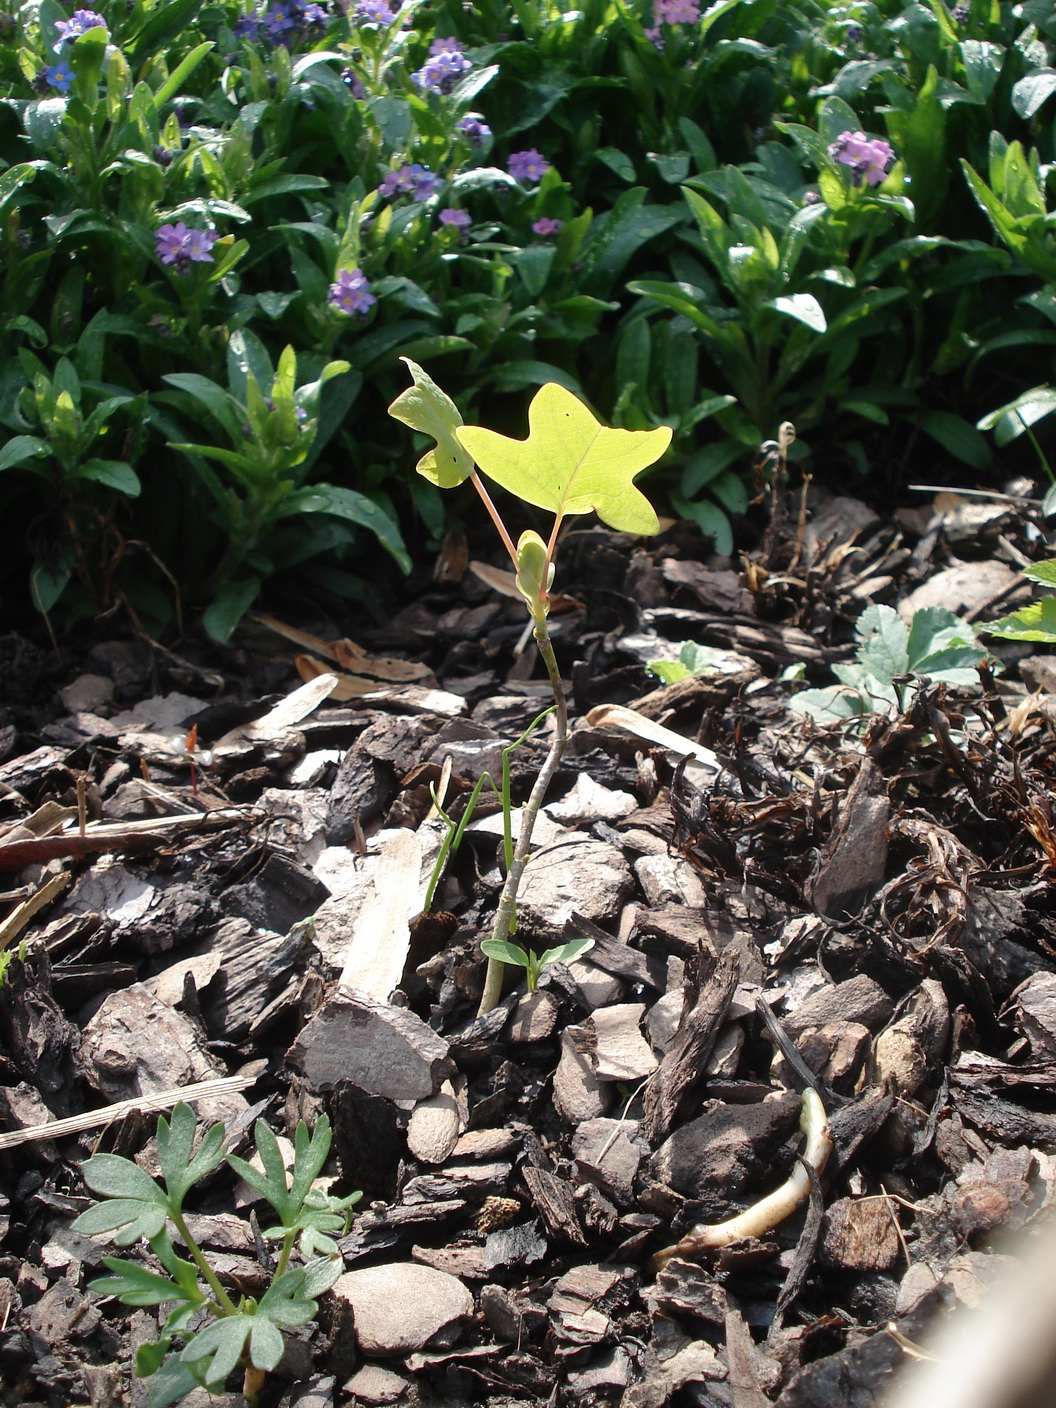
top-left (389, 359), bottom-right (671, 618)
top-left (71, 1104), bottom-right (359, 1408)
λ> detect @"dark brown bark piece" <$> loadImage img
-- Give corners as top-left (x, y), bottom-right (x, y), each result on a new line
top-left (643, 947), bottom-right (740, 1143)
top-left (521, 1167), bottom-right (587, 1245)
top-left (811, 757), bottom-right (889, 919)
top-left (566, 912), bottom-right (667, 990)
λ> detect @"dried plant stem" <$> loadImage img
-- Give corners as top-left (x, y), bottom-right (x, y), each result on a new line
top-left (477, 627), bottom-right (568, 1015)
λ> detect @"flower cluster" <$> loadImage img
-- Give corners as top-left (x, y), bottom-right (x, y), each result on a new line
top-left (234, 1), bottom-right (328, 45)
top-left (45, 60), bottom-right (75, 91)
top-left (828, 129), bottom-right (894, 187)
top-left (532, 218), bottom-right (564, 237)
top-left (412, 46), bottom-right (472, 94)
top-left (379, 163), bottom-right (441, 201)
top-left (54, 9), bottom-right (108, 50)
top-left (155, 223), bottom-right (218, 272)
top-left (644, 0), bottom-right (699, 47)
top-left (456, 115), bottom-right (491, 145)
top-left (328, 268), bottom-right (376, 316)
top-left (352, 0), bottom-right (393, 25)
top-left (508, 149), bottom-right (550, 184)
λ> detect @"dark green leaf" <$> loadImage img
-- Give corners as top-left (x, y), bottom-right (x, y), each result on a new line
top-left (203, 577), bottom-right (261, 643)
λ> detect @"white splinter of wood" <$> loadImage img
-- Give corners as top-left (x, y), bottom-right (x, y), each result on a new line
top-left (338, 827), bottom-right (422, 1001)
top-left (651, 1089), bottom-right (833, 1273)
top-left (585, 703), bottom-right (720, 774)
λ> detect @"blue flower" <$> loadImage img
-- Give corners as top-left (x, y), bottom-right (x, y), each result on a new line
top-left (456, 115), bottom-right (491, 145)
top-left (45, 61), bottom-right (75, 92)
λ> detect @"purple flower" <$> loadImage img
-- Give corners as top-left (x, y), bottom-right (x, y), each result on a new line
top-left (653, 0), bottom-right (699, 22)
top-left (54, 8), bottom-right (108, 50)
top-left (353, 0), bottom-right (393, 23)
top-left (429, 35), bottom-right (466, 55)
top-left (456, 114), bottom-right (491, 145)
top-left (263, 3), bottom-right (296, 41)
top-left (803, 190), bottom-right (822, 205)
top-left (412, 49), bottom-right (472, 94)
top-left (845, 22), bottom-right (863, 42)
top-left (328, 267), bottom-right (376, 316)
top-left (155, 222), bottom-right (218, 273)
top-left (508, 148), bottom-right (550, 184)
top-left (828, 128), bottom-right (894, 187)
top-left (184, 228), bottom-right (218, 262)
top-left (233, 14), bottom-right (262, 39)
top-left (45, 60), bottom-right (75, 91)
top-left (379, 163), bottom-right (440, 200)
top-left (643, 24), bottom-right (664, 47)
top-left (409, 163), bottom-right (441, 201)
top-left (440, 207), bottom-right (471, 228)
top-left (379, 165), bottom-right (415, 197)
top-left (532, 217), bottom-right (564, 237)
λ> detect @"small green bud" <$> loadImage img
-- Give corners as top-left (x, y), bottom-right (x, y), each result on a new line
top-left (515, 529), bottom-right (554, 622)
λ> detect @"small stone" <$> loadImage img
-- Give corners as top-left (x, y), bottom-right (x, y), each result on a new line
top-left (343, 1365), bottom-right (411, 1403)
top-left (572, 1117), bottom-right (645, 1204)
top-left (1017, 971), bottom-right (1056, 1058)
top-left (288, 991), bottom-right (450, 1100)
top-left (899, 559), bottom-right (1021, 617)
top-left (566, 958), bottom-right (624, 1009)
top-left (330, 1263), bottom-right (473, 1356)
top-left (547, 773), bottom-right (637, 823)
top-left (647, 989), bottom-right (685, 1053)
top-left (634, 854), bottom-right (708, 908)
top-left (59, 673), bottom-right (114, 714)
top-left (591, 1003), bottom-right (659, 1082)
top-left (782, 974), bottom-right (893, 1037)
top-left (649, 1092), bottom-right (801, 1198)
top-left (406, 1081), bottom-right (461, 1164)
top-left (554, 1025), bottom-right (612, 1123)
top-left (507, 989), bottom-right (559, 1043)
top-left (518, 835), bottom-right (634, 937)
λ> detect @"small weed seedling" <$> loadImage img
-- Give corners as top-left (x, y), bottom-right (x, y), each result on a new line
top-left (390, 360), bottom-right (669, 1013)
top-left (789, 603), bottom-right (989, 725)
top-left (479, 936), bottom-right (596, 992)
top-left (646, 640), bottom-right (720, 685)
top-left (72, 1103), bottom-right (359, 1408)
top-left (984, 558), bottom-right (1056, 645)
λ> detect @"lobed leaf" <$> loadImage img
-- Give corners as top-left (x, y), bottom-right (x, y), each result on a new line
top-left (457, 383), bottom-right (668, 534)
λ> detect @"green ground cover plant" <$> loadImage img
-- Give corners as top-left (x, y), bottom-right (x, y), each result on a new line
top-left (2, 0), bottom-right (1055, 638)
top-left (71, 1102), bottom-right (360, 1407)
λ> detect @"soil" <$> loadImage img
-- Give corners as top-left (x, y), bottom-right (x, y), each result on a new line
top-left (3, 478), bottom-right (1056, 1408)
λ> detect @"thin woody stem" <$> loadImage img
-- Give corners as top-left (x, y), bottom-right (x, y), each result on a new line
top-left (469, 469), bottom-right (519, 567)
top-left (477, 624), bottom-right (568, 1015)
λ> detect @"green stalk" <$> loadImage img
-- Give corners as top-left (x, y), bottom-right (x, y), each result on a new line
top-left (477, 630), bottom-right (568, 1015)
top-left (169, 1210), bottom-right (239, 1316)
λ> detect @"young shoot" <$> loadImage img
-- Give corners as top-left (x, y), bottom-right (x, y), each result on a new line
top-left (479, 936), bottom-right (596, 993)
top-left (389, 361), bottom-right (669, 1014)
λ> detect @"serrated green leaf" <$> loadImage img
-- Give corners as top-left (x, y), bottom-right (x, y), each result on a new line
top-left (985, 598), bottom-right (1056, 643)
top-left (80, 1153), bottom-right (168, 1203)
top-left (646, 659), bottom-right (692, 684)
top-left (457, 383), bottom-right (667, 534)
top-left (854, 604), bottom-right (910, 680)
top-left (1022, 559), bottom-right (1056, 587)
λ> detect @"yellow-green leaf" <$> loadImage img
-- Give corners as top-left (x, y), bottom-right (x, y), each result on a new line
top-left (456, 383), bottom-right (668, 534)
top-left (388, 357), bottom-right (474, 487)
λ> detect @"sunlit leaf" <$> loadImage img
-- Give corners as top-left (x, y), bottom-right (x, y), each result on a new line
top-left (457, 383), bottom-right (668, 533)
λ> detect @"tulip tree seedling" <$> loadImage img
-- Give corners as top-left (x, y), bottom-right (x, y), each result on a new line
top-left (390, 360), bottom-right (670, 1014)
